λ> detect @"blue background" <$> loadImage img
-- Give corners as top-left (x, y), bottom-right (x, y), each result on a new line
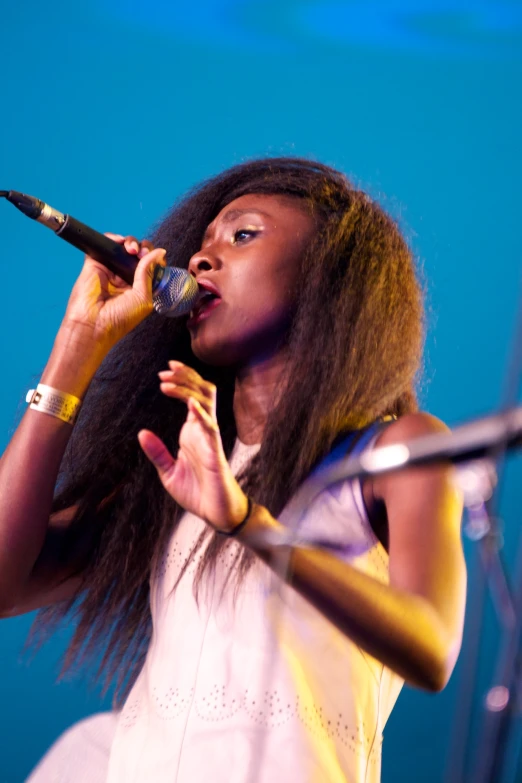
top-left (1, 1), bottom-right (521, 781)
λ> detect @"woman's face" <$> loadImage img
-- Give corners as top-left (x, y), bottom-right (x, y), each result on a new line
top-left (187, 193), bottom-right (315, 367)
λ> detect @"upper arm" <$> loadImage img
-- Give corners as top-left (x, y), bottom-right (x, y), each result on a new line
top-left (1, 482), bottom-right (124, 619)
top-left (372, 413), bottom-right (467, 673)
top-left (1, 504), bottom-right (95, 618)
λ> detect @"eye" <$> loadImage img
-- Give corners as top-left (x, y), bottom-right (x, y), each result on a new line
top-left (232, 228), bottom-right (258, 244)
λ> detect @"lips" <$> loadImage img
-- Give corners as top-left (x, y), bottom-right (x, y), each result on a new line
top-left (187, 279), bottom-right (222, 327)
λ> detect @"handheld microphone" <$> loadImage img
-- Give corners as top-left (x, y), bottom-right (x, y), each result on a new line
top-left (0, 190), bottom-right (199, 317)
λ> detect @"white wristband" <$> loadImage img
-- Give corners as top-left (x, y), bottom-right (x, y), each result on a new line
top-left (26, 383), bottom-right (82, 425)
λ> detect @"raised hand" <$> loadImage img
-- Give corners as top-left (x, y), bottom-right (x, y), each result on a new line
top-left (137, 362), bottom-right (249, 532)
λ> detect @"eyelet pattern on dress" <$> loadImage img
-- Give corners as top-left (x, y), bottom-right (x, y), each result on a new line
top-left (154, 532), bottom-right (245, 594)
top-left (145, 679), bottom-right (382, 757)
top-left (194, 684), bottom-right (242, 721)
top-left (120, 695), bottom-right (141, 728)
top-left (152, 685), bottom-right (195, 720)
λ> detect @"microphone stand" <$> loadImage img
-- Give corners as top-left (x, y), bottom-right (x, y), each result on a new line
top-left (444, 468), bottom-right (516, 783)
top-left (444, 271), bottom-right (522, 783)
top-left (466, 274), bottom-right (522, 783)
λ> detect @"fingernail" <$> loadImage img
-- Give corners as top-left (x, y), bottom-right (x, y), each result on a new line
top-left (130, 241), bottom-right (139, 252)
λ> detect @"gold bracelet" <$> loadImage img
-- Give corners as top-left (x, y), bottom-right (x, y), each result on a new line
top-left (25, 383), bottom-right (82, 425)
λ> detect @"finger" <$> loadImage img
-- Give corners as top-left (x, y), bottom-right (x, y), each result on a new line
top-left (165, 363), bottom-right (217, 404)
top-left (107, 278), bottom-right (130, 292)
top-left (159, 367), bottom-right (210, 390)
top-left (168, 361), bottom-right (204, 383)
top-left (94, 233), bottom-right (137, 278)
top-left (121, 236), bottom-right (155, 258)
top-left (123, 235), bottom-right (141, 255)
top-left (138, 240), bottom-right (155, 259)
top-left (132, 248), bottom-right (168, 301)
top-left (163, 364), bottom-right (204, 389)
top-left (188, 397), bottom-right (220, 435)
top-left (162, 376), bottom-right (216, 410)
top-left (102, 233), bottom-right (155, 259)
top-left (138, 429), bottom-right (176, 477)
top-left (159, 383), bottom-right (214, 415)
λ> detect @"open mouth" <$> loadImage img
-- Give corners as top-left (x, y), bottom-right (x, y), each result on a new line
top-left (187, 290), bottom-right (222, 326)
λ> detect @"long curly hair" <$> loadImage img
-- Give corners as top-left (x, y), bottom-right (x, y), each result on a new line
top-left (31, 157), bottom-right (424, 705)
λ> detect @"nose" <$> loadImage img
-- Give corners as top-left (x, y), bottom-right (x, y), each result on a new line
top-left (188, 247), bottom-right (219, 277)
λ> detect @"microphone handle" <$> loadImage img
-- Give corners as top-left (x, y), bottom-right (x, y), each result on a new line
top-left (56, 214), bottom-right (165, 289)
top-left (0, 190), bottom-right (189, 311)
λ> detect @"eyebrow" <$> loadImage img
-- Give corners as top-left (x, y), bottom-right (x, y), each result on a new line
top-left (202, 208), bottom-right (271, 242)
top-left (221, 207), bottom-right (271, 223)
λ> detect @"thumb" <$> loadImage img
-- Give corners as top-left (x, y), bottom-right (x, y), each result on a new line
top-left (133, 248), bottom-right (168, 302)
top-left (138, 429), bottom-right (176, 478)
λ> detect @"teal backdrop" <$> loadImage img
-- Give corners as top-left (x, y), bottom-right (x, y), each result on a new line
top-left (1, 1), bottom-right (521, 781)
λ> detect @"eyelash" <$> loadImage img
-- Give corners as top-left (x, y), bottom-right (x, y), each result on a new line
top-left (232, 228), bottom-right (258, 244)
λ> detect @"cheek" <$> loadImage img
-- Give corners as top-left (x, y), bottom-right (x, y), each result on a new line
top-left (227, 266), bottom-right (295, 325)
top-left (241, 283), bottom-right (296, 331)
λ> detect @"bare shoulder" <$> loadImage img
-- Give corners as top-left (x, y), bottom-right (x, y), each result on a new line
top-left (371, 411), bottom-right (457, 504)
top-left (376, 411), bottom-right (450, 447)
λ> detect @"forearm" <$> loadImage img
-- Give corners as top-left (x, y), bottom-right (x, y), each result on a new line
top-left (0, 325), bottom-right (107, 607)
top-left (238, 504), bottom-right (452, 692)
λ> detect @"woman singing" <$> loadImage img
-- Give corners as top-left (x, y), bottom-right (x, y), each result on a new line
top-left (0, 158), bottom-right (466, 782)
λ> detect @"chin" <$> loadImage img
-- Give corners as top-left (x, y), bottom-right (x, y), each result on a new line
top-left (190, 335), bottom-right (241, 368)
top-left (189, 323), bottom-right (287, 369)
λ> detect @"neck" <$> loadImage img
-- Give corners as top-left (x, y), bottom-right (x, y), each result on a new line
top-left (233, 352), bottom-right (288, 445)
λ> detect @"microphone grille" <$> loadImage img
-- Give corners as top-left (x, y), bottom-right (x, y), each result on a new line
top-left (152, 267), bottom-right (199, 318)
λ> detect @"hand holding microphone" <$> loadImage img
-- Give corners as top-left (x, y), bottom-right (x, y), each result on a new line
top-left (63, 232), bottom-right (170, 351)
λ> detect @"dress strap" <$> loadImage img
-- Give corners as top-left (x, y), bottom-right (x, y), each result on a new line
top-left (279, 418), bottom-right (395, 531)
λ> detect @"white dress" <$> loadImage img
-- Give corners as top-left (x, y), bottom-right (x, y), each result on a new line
top-left (27, 428), bottom-right (403, 783)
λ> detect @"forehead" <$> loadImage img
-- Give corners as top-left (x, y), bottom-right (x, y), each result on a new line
top-left (209, 193), bottom-right (311, 229)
